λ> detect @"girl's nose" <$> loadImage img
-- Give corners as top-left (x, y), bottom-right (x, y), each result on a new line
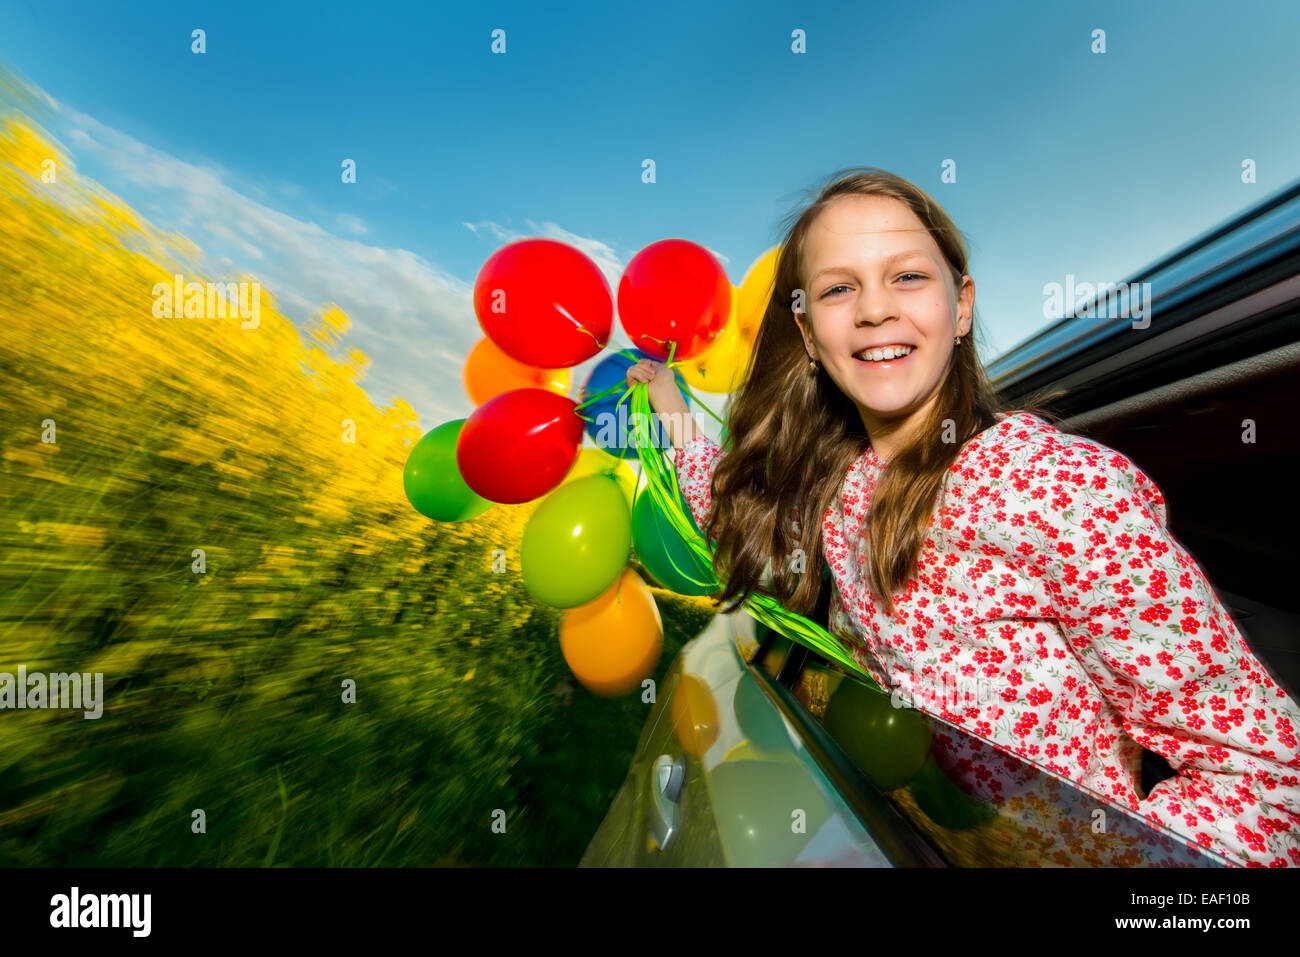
top-left (852, 280), bottom-right (900, 325)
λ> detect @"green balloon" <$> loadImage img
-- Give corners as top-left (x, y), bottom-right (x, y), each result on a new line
top-left (520, 474), bottom-right (632, 608)
top-left (403, 420), bottom-right (492, 522)
top-left (822, 677), bottom-right (931, 792)
top-left (632, 486), bottom-right (718, 596)
top-left (710, 759), bottom-right (832, 866)
top-left (906, 754), bottom-right (997, 831)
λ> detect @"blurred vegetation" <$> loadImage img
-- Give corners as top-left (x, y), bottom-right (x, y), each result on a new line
top-left (0, 72), bottom-right (718, 866)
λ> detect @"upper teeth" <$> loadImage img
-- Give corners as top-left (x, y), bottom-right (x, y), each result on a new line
top-left (856, 345), bottom-right (913, 361)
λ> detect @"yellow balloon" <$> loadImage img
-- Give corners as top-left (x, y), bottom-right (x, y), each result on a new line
top-left (676, 305), bottom-right (753, 394)
top-left (737, 246), bottom-right (781, 337)
top-left (561, 447), bottom-right (637, 510)
top-left (672, 673), bottom-right (720, 758)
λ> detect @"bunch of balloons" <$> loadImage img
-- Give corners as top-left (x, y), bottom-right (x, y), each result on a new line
top-left (402, 235), bottom-right (1000, 851)
top-left (402, 237), bottom-right (777, 697)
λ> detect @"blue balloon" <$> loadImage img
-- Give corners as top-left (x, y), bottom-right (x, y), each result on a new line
top-left (581, 350), bottom-right (688, 459)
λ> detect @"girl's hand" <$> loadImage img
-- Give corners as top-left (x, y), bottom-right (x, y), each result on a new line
top-left (626, 359), bottom-right (680, 406)
top-left (625, 358), bottom-right (698, 447)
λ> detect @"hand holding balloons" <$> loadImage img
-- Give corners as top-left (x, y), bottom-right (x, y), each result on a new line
top-left (625, 357), bottom-right (686, 408)
top-left (581, 351), bottom-right (682, 459)
top-left (402, 240), bottom-right (809, 710)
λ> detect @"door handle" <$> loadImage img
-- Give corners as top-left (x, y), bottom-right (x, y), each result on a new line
top-left (648, 753), bottom-right (686, 852)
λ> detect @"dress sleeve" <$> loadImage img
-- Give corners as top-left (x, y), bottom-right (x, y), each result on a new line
top-left (1006, 441), bottom-right (1300, 867)
top-left (673, 435), bottom-right (724, 539)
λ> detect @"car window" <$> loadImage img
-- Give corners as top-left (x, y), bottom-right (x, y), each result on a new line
top-left (750, 625), bottom-right (1231, 867)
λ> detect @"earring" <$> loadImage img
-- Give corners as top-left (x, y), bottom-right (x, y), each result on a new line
top-left (808, 357), bottom-right (820, 374)
top-left (953, 336), bottom-right (962, 346)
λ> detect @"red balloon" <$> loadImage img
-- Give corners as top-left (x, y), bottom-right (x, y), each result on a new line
top-left (617, 239), bottom-right (731, 361)
top-left (474, 239), bottom-right (613, 368)
top-left (457, 389), bottom-right (585, 504)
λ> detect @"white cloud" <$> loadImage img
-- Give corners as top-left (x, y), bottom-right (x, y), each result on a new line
top-left (47, 104), bottom-right (730, 436)
top-left (334, 212), bottom-right (367, 236)
top-left (54, 107), bottom-right (506, 429)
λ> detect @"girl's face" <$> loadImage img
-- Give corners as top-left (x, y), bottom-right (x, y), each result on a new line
top-left (794, 194), bottom-right (974, 443)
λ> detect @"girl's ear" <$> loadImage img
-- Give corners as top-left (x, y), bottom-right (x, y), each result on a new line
top-left (793, 310), bottom-right (815, 357)
top-left (956, 276), bottom-right (975, 337)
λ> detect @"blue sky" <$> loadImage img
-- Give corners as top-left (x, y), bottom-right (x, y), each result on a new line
top-left (3, 0), bottom-right (1299, 435)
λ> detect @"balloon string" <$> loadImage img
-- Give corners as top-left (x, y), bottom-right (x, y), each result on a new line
top-left (574, 377), bottom-right (629, 410)
top-left (629, 337), bottom-right (702, 431)
top-left (572, 344), bottom-right (672, 415)
top-left (572, 342), bottom-right (688, 441)
top-left (625, 380), bottom-right (884, 692)
top-left (573, 323), bottom-right (609, 349)
top-left (651, 529), bottom-right (716, 589)
top-left (635, 336), bottom-right (679, 367)
top-left (636, 337), bottom-right (729, 431)
top-left (674, 375), bottom-right (727, 430)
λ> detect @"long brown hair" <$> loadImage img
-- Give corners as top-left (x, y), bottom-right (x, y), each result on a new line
top-left (701, 167), bottom-right (1061, 620)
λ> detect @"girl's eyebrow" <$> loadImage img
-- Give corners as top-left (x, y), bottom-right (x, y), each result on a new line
top-left (811, 249), bottom-right (931, 283)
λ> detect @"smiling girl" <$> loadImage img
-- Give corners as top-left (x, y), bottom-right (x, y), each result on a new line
top-left (627, 167), bottom-right (1300, 868)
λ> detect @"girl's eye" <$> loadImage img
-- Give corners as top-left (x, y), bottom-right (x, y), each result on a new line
top-left (821, 274), bottom-right (925, 298)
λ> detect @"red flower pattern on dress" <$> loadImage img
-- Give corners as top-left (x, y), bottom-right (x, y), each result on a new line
top-left (675, 411), bottom-right (1300, 867)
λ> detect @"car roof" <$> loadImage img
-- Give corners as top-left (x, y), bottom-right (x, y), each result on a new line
top-left (988, 176), bottom-right (1300, 413)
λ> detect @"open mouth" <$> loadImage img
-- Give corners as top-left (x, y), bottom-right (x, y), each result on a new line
top-left (852, 344), bottom-right (915, 366)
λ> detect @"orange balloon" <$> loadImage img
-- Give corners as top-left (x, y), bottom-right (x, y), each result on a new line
top-left (464, 337), bottom-right (570, 406)
top-left (559, 568), bottom-right (663, 697)
top-left (671, 673), bottom-right (720, 758)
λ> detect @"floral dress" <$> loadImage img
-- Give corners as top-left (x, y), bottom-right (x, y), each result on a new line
top-left (675, 410), bottom-right (1300, 867)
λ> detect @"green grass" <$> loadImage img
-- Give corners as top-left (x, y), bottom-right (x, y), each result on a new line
top-left (0, 582), bottom-right (715, 867)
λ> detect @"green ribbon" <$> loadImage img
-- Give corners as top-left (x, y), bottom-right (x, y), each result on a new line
top-left (622, 352), bottom-right (884, 691)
